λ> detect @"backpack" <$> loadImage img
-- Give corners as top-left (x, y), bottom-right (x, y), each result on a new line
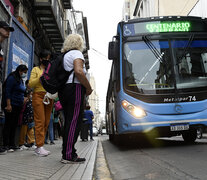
top-left (40, 51), bottom-right (74, 94)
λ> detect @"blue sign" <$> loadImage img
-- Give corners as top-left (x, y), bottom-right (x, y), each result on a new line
top-left (8, 17), bottom-right (34, 78)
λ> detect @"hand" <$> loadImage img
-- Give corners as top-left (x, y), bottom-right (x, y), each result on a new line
top-left (86, 88), bottom-right (93, 96)
top-left (5, 105), bottom-right (12, 112)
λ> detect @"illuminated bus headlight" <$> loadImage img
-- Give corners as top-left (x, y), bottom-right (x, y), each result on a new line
top-left (121, 100), bottom-right (146, 118)
top-left (122, 100), bottom-right (146, 118)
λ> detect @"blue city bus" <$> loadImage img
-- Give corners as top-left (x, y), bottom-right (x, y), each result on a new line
top-left (106, 16), bottom-right (207, 143)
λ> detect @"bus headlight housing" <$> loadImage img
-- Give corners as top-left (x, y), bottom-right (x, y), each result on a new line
top-left (122, 100), bottom-right (146, 118)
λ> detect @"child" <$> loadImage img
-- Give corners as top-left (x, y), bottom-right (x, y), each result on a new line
top-left (19, 88), bottom-right (36, 150)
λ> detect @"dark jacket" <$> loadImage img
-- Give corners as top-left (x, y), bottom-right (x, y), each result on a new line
top-left (5, 73), bottom-right (25, 106)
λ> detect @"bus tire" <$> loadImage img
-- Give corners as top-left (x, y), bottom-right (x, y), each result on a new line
top-left (197, 127), bottom-right (203, 139)
top-left (108, 112), bottom-right (115, 142)
top-left (182, 129), bottom-right (197, 143)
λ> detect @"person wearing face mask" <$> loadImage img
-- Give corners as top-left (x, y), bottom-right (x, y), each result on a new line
top-left (28, 49), bottom-right (54, 157)
top-left (1, 64), bottom-right (28, 153)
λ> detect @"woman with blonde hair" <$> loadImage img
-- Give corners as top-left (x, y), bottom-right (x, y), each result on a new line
top-left (59, 34), bottom-right (92, 164)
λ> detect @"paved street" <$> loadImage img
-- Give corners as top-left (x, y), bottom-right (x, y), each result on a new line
top-left (0, 137), bottom-right (98, 180)
top-left (101, 134), bottom-right (207, 180)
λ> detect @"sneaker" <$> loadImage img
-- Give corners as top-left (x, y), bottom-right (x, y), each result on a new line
top-left (0, 148), bottom-right (7, 155)
top-left (29, 144), bottom-right (37, 150)
top-left (43, 147), bottom-right (51, 155)
top-left (60, 157), bottom-right (86, 164)
top-left (4, 146), bottom-right (14, 151)
top-left (90, 138), bottom-right (94, 141)
top-left (34, 147), bottom-right (48, 157)
top-left (19, 145), bottom-right (29, 151)
top-left (8, 148), bottom-right (14, 153)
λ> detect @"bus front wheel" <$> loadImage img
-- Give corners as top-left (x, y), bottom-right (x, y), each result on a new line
top-left (182, 129), bottom-right (197, 143)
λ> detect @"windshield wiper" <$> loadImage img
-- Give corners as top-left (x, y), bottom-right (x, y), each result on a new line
top-left (142, 36), bottom-right (164, 63)
top-left (139, 36), bottom-right (165, 83)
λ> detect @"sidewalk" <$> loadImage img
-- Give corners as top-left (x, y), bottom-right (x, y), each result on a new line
top-left (0, 137), bottom-right (98, 180)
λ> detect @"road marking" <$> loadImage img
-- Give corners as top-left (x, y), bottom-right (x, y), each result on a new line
top-left (93, 140), bottom-right (112, 180)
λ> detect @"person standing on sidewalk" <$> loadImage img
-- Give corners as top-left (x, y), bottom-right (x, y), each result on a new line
top-left (58, 34), bottom-right (93, 164)
top-left (84, 105), bottom-right (94, 141)
top-left (2, 65), bottom-right (28, 152)
top-left (19, 88), bottom-right (36, 151)
top-left (0, 21), bottom-right (14, 155)
top-left (28, 50), bottom-right (53, 157)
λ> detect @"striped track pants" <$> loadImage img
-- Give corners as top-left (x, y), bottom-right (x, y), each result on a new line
top-left (59, 83), bottom-right (85, 160)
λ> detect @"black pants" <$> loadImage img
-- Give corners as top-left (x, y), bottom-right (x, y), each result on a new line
top-left (80, 122), bottom-right (89, 140)
top-left (3, 105), bottom-right (22, 148)
top-left (53, 122), bottom-right (61, 138)
top-left (59, 83), bottom-right (85, 160)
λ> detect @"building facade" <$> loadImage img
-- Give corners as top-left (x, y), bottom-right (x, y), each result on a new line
top-left (123, 0), bottom-right (200, 19)
top-left (88, 74), bottom-right (100, 129)
top-left (0, 0), bottom-right (90, 75)
top-left (189, 0), bottom-right (207, 18)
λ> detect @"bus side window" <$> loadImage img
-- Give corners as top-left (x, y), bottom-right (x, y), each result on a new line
top-left (115, 52), bottom-right (120, 92)
top-left (110, 60), bottom-right (120, 93)
top-left (111, 62), bottom-right (116, 82)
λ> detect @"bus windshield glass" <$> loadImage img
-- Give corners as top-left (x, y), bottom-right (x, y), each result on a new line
top-left (123, 36), bottom-right (207, 94)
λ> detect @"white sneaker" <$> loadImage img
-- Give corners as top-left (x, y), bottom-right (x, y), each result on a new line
top-left (43, 147), bottom-right (51, 155)
top-left (8, 148), bottom-right (14, 153)
top-left (20, 145), bottom-right (29, 151)
top-left (30, 145), bottom-right (37, 150)
top-left (34, 147), bottom-right (48, 157)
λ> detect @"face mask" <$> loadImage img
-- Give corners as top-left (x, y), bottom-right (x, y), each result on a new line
top-left (21, 73), bottom-right (27, 78)
top-left (41, 59), bottom-right (49, 66)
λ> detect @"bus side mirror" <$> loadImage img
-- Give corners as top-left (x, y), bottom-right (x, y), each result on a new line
top-left (108, 41), bottom-right (119, 60)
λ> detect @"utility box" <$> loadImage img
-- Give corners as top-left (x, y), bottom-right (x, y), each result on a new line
top-left (7, 17), bottom-right (34, 78)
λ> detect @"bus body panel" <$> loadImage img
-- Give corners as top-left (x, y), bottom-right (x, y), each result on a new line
top-left (115, 91), bottom-right (207, 134)
top-left (118, 91), bottom-right (207, 115)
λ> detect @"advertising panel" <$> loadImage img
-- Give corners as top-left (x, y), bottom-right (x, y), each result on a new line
top-left (7, 17), bottom-right (34, 79)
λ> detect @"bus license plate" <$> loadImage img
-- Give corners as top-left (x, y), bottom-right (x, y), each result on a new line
top-left (170, 124), bottom-right (189, 131)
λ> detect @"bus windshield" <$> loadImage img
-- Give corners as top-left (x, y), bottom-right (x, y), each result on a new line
top-left (123, 36), bottom-right (207, 94)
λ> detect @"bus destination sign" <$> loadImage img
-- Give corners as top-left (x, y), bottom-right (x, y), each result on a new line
top-left (146, 22), bottom-right (191, 33)
top-left (123, 19), bottom-right (207, 36)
